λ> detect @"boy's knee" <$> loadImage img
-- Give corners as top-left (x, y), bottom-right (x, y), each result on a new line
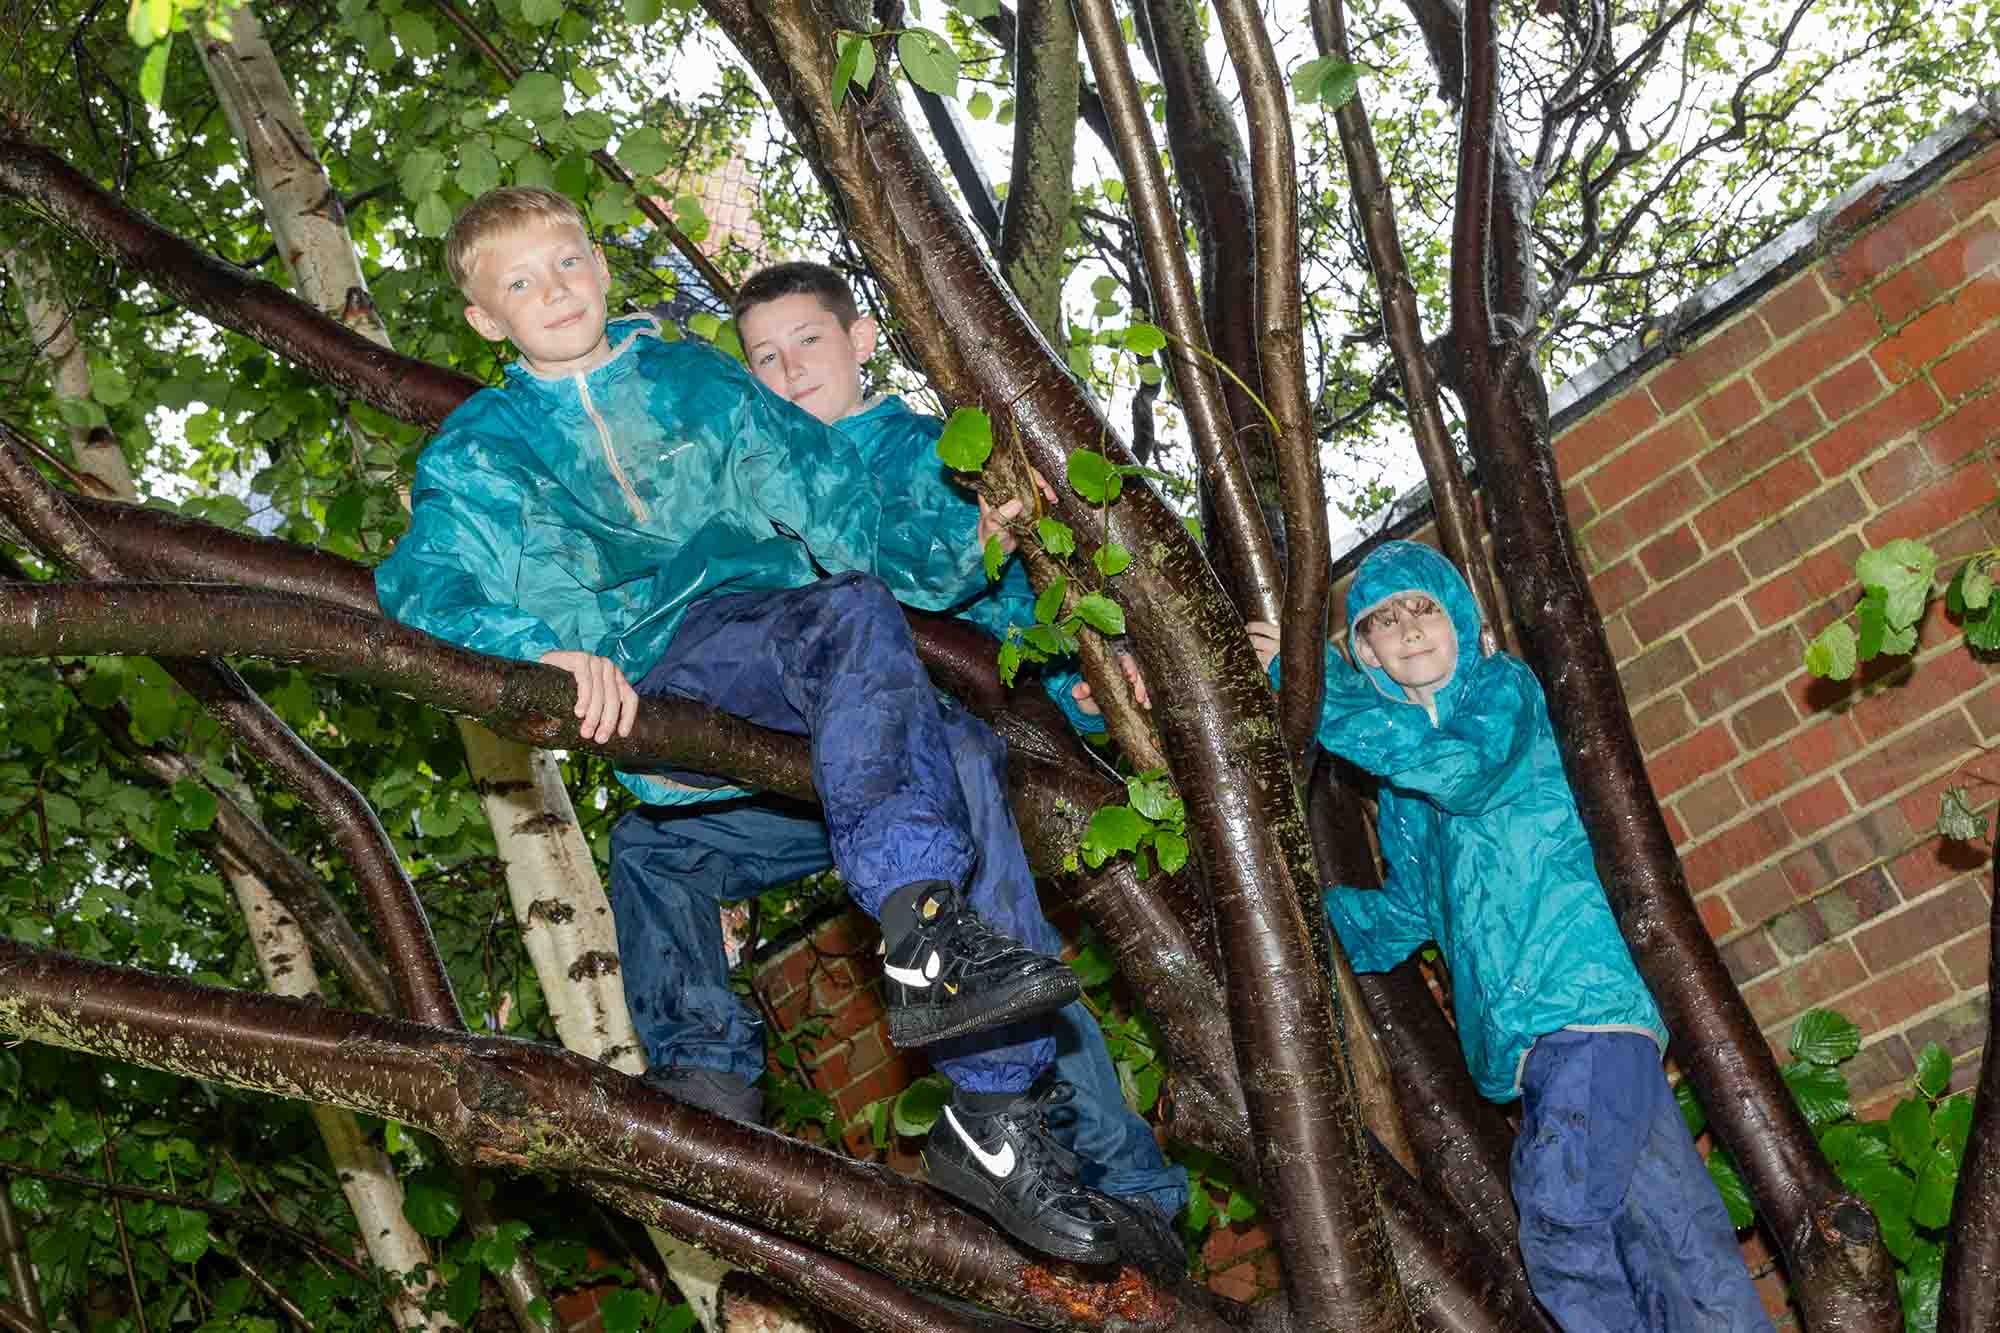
top-left (817, 570), bottom-right (898, 614)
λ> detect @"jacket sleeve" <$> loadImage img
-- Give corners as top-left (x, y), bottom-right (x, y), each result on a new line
top-left (375, 434), bottom-right (567, 664)
top-left (1314, 652), bottom-right (1535, 815)
top-left (1323, 788), bottom-right (1434, 973)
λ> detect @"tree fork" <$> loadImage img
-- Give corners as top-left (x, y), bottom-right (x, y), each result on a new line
top-left (1449, 0), bottom-right (1897, 1325)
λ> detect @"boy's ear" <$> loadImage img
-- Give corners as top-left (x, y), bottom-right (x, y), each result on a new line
top-left (846, 315), bottom-right (879, 363)
top-left (464, 302), bottom-right (506, 343)
top-left (1353, 633), bottom-right (1383, 670)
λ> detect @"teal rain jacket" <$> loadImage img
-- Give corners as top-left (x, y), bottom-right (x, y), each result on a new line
top-left (1315, 541), bottom-right (1665, 1102)
top-left (375, 317), bottom-right (989, 805)
top-left (837, 395), bottom-right (1098, 735)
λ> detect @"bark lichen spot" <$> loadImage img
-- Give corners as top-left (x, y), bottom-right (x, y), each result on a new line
top-left (568, 950), bottom-right (620, 981)
top-left (526, 898), bottom-right (576, 925)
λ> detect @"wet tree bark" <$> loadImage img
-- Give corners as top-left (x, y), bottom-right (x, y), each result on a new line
top-left (1938, 844), bottom-right (2000, 1330)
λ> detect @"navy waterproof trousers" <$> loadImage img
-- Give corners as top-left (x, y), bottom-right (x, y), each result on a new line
top-left (1512, 1030), bottom-right (1774, 1332)
top-left (614, 574), bottom-right (1188, 1214)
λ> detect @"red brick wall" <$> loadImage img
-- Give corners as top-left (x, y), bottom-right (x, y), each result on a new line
top-left (1555, 130), bottom-right (2000, 1109)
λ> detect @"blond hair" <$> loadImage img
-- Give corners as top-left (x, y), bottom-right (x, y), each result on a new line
top-left (444, 187), bottom-right (589, 293)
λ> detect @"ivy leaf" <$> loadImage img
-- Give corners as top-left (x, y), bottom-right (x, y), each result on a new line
top-left (1962, 557), bottom-right (1993, 611)
top-left (1094, 542), bottom-right (1133, 577)
top-left (140, 36), bottom-right (172, 108)
top-left (936, 407), bottom-right (993, 473)
top-left (1067, 450), bottom-right (1122, 505)
top-left (402, 1179), bottom-right (462, 1238)
top-left (1855, 538), bottom-right (1937, 630)
top-left (509, 71), bottom-right (566, 125)
top-left (1037, 517), bottom-right (1075, 557)
top-left (898, 28), bottom-right (959, 98)
top-left (1915, 1041), bottom-right (1954, 1098)
top-left (1034, 575), bottom-right (1068, 626)
top-left (1707, 1152), bottom-right (1755, 1229)
top-left (982, 534), bottom-right (1006, 582)
top-left (1073, 593), bottom-right (1125, 635)
top-left (890, 1075), bottom-right (949, 1137)
top-left (1966, 600), bottom-right (2000, 651)
top-left (1889, 1097), bottom-right (1934, 1168)
top-left (1935, 786), bottom-right (1982, 841)
top-left (615, 129), bottom-right (673, 178)
top-left (1803, 621), bottom-right (1858, 680)
top-left (1790, 1008), bottom-right (1862, 1065)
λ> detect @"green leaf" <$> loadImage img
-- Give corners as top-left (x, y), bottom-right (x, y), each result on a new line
top-left (623, 0), bottom-right (664, 21)
top-left (164, 1206), bottom-right (209, 1262)
top-left (1707, 1152), bottom-right (1755, 1229)
top-left (1840, 1159), bottom-right (1915, 1230)
top-left (172, 781), bottom-right (218, 832)
top-left (1069, 940), bottom-right (1115, 987)
top-left (399, 147), bottom-right (446, 200)
top-left (1804, 621), bottom-right (1859, 680)
top-left (1934, 1095), bottom-right (1973, 1157)
top-left (1856, 538), bottom-right (1937, 630)
top-left (413, 192), bottom-right (454, 238)
top-left (890, 1075), bottom-right (949, 1137)
top-left (1855, 586), bottom-right (1890, 661)
top-left (1091, 275), bottom-right (1118, 300)
top-left (953, 0), bottom-right (1001, 17)
top-left (1094, 542), bottom-right (1133, 577)
top-left (1073, 593), bottom-right (1125, 635)
top-left (1966, 600), bottom-right (2000, 651)
top-left (967, 89), bottom-right (993, 119)
top-left (1153, 828), bottom-right (1189, 873)
top-left (600, 1289), bottom-right (653, 1333)
top-left (997, 639), bottom-right (1024, 686)
top-left (568, 109), bottom-right (616, 154)
top-left (402, 1179), bottom-right (462, 1238)
top-left (616, 128), bottom-right (674, 177)
top-left (1912, 1146), bottom-right (1958, 1229)
top-left (1791, 1009), bottom-right (1862, 1065)
top-left (1961, 558), bottom-right (1993, 611)
top-left (935, 407), bottom-right (993, 473)
top-left (1119, 323), bottom-right (1167, 355)
top-left (1936, 786), bottom-right (1982, 841)
top-left (456, 141), bottom-right (502, 198)
top-left (1915, 1041), bottom-right (1954, 1098)
top-left (1037, 517), bottom-right (1075, 557)
top-left (1022, 623), bottom-right (1078, 657)
top-left (90, 359), bottom-right (131, 407)
top-left (392, 12), bottom-right (439, 56)
top-left (1081, 803), bottom-right (1149, 868)
top-left (1225, 1189), bottom-right (1257, 1223)
top-left (1821, 1122), bottom-right (1893, 1169)
top-left (1067, 450), bottom-right (1121, 505)
top-left (1890, 1097), bottom-right (1934, 1168)
top-left (898, 28), bottom-right (959, 98)
top-left (1900, 1239), bottom-right (1944, 1331)
top-left (519, 0), bottom-right (565, 25)
top-left (832, 32), bottom-right (866, 105)
top-left (1784, 1060), bottom-right (1853, 1129)
top-left (1034, 575), bottom-right (1068, 626)
top-left (1293, 55), bottom-right (1361, 108)
top-left (1674, 1079), bottom-right (1707, 1140)
top-left (9, 1175), bottom-right (50, 1213)
top-left (1125, 771), bottom-right (1181, 822)
top-left (982, 534), bottom-right (1006, 582)
top-left (509, 70), bottom-right (566, 125)
top-left (140, 36), bottom-right (172, 108)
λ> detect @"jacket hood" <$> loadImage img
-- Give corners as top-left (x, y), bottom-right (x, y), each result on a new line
top-left (1345, 540), bottom-right (1485, 722)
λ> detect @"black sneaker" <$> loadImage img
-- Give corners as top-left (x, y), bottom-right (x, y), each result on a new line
top-left (879, 882), bottom-right (1079, 1049)
top-left (922, 1082), bottom-right (1120, 1264)
top-left (1100, 1195), bottom-right (1188, 1280)
top-left (641, 1066), bottom-right (763, 1125)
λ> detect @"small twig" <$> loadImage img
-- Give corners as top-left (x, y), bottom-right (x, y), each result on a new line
top-left (98, 1122), bottom-right (148, 1333)
top-left (221, 1243), bottom-right (316, 1331)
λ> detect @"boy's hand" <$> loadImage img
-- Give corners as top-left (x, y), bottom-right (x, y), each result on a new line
top-left (1246, 620), bottom-right (1281, 673)
top-left (1071, 653), bottom-right (1151, 716)
top-left (539, 650), bottom-right (638, 744)
top-left (975, 470), bottom-right (1059, 556)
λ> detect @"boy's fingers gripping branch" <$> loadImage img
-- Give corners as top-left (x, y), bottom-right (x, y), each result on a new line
top-left (977, 494), bottom-right (1027, 554)
top-left (540, 650), bottom-right (638, 743)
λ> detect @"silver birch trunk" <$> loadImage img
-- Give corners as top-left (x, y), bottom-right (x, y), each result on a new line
top-left (1, 242), bottom-right (135, 494)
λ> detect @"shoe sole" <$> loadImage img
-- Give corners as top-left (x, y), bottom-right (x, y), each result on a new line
top-left (888, 968), bottom-right (1080, 1050)
top-left (922, 1142), bottom-right (1120, 1265)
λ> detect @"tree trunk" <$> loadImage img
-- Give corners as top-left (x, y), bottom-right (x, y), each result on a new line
top-left (994, 0), bottom-right (1078, 344)
top-left (1937, 844), bottom-right (2000, 1329)
top-left (0, 242), bottom-right (133, 495)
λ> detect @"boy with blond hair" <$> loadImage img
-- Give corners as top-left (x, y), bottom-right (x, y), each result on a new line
top-left (377, 189), bottom-right (1126, 1266)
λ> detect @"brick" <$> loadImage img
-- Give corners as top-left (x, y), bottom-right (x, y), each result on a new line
top-left (1887, 837), bottom-right (1988, 901)
top-left (833, 1053), bottom-right (924, 1120)
top-left (1753, 304), bottom-right (1879, 405)
top-left (1851, 643), bottom-right (1988, 743)
top-left (1638, 525), bottom-right (1704, 583)
top-left (1621, 636), bottom-right (1699, 703)
top-left (1563, 481), bottom-right (1595, 530)
top-left (1588, 414), bottom-right (1707, 512)
top-left (1815, 867), bottom-right (1902, 937)
top-left (1695, 454), bottom-right (1822, 549)
top-left (1760, 270), bottom-right (1836, 341)
top-left (1810, 377), bottom-right (1943, 477)
top-left (1731, 689), bottom-right (1800, 750)
top-left (1634, 694), bottom-right (1697, 754)
top-left (1698, 892), bottom-right (1738, 941)
top-left (1871, 260), bottom-right (1953, 326)
top-left (1685, 628), bottom-right (1805, 720)
top-left (1841, 957), bottom-right (1955, 1032)
top-left (1827, 193), bottom-right (1962, 295)
top-left (1859, 440), bottom-right (1933, 507)
top-left (1605, 614), bottom-right (1641, 663)
top-left (1695, 379), bottom-right (1764, 445)
top-left (1943, 931), bottom-right (1990, 991)
top-left (1680, 808), bottom-right (1791, 894)
top-left (1678, 774), bottom-right (1746, 840)
top-left (1699, 394), bottom-right (1826, 494)
top-left (1688, 604), bottom-right (1753, 667)
top-left (1738, 713), bottom-right (1864, 802)
top-left (1933, 322), bottom-right (2000, 404)
top-left (1866, 463), bottom-right (2000, 548)
top-left (1904, 995), bottom-right (1989, 1063)
top-left (1873, 273), bottom-right (2000, 382)
top-left (1780, 779), bottom-right (1852, 840)
top-left (1797, 808), bottom-right (1917, 891)
top-left (1652, 315), bottom-right (1775, 414)
top-left (1810, 356), bottom-right (1886, 424)
top-left (1970, 677), bottom-right (2000, 740)
top-left (1727, 867), bottom-right (1798, 927)
top-left (1628, 552), bottom-right (1750, 646)
top-left (1648, 721), bottom-right (1741, 799)
top-left (1922, 399), bottom-right (2000, 472)
top-left (1845, 710), bottom-right (1979, 805)
top-left (1739, 483), bottom-right (1869, 578)
top-left (1942, 140), bottom-right (2000, 214)
top-left (1919, 213), bottom-right (2000, 293)
top-left (1721, 928), bottom-right (1780, 983)
top-left (1583, 467), bottom-right (1708, 565)
top-left (1768, 900), bottom-right (1831, 959)
top-left (1742, 943), bottom-right (1866, 1025)
top-left (1555, 388), bottom-right (1662, 479)
top-left (1588, 556), bottom-right (1649, 615)
top-left (1842, 1035), bottom-right (1917, 1107)
top-left (1855, 879), bottom-right (1990, 974)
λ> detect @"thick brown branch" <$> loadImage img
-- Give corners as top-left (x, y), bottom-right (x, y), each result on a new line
top-left (0, 1172), bottom-right (43, 1332)
top-left (995, 0), bottom-right (1080, 343)
top-left (1939, 844), bottom-right (2000, 1329)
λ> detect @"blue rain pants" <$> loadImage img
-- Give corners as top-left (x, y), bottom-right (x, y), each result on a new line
top-left (613, 574), bottom-right (1186, 1212)
top-left (1512, 1030), bottom-right (1774, 1333)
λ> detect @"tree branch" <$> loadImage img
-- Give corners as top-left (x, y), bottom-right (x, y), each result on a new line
top-left (994, 0), bottom-right (1079, 344)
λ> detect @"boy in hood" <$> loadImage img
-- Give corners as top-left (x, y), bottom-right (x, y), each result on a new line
top-left (1252, 541), bottom-right (1770, 1332)
top-left (376, 189), bottom-right (1123, 1265)
top-left (601, 261), bottom-right (1187, 1274)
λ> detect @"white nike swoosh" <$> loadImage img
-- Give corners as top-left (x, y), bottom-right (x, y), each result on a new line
top-left (945, 1106), bottom-right (1016, 1177)
top-left (882, 951), bottom-right (942, 989)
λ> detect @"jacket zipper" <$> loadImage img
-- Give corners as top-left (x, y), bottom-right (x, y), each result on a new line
top-left (575, 375), bottom-right (651, 523)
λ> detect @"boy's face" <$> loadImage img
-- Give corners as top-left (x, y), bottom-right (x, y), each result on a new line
top-left (1353, 592), bottom-right (1459, 703)
top-left (462, 218), bottom-right (614, 378)
top-left (737, 292), bottom-right (878, 424)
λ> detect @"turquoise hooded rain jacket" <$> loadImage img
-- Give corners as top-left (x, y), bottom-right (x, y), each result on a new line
top-left (1316, 541), bottom-right (1665, 1102)
top-left (375, 317), bottom-right (989, 804)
